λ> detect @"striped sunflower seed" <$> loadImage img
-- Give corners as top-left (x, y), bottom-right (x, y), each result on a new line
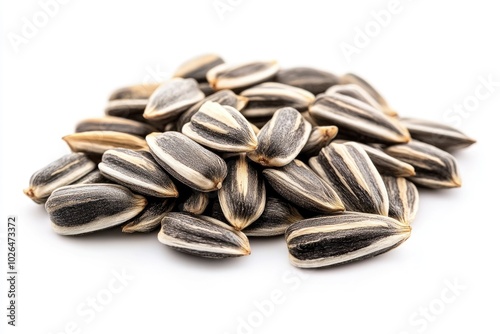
top-left (382, 176), bottom-right (419, 225)
top-left (240, 82), bottom-right (315, 118)
top-left (316, 142), bottom-right (389, 216)
top-left (300, 125), bottom-right (339, 156)
top-left (275, 67), bottom-right (339, 95)
top-left (198, 82), bottom-right (215, 96)
top-left (176, 89), bottom-right (248, 131)
top-left (179, 190), bottom-right (210, 215)
top-left (242, 197), bottom-right (303, 237)
top-left (206, 60), bottom-right (279, 91)
top-left (340, 73), bottom-right (398, 117)
top-left (63, 131), bottom-right (148, 155)
top-left (46, 184), bottom-right (147, 235)
top-left (146, 132), bottom-right (227, 192)
top-left (143, 78), bottom-right (205, 122)
top-left (72, 169), bottom-right (108, 185)
top-left (182, 101), bottom-right (258, 152)
top-left (24, 153), bottom-right (96, 204)
top-left (285, 212), bottom-right (411, 268)
top-left (173, 53), bottom-right (225, 82)
top-left (99, 149), bottom-right (178, 198)
top-left (400, 118), bottom-right (476, 151)
top-left (158, 212), bottom-right (251, 258)
top-left (309, 93), bottom-right (410, 144)
top-left (384, 140), bottom-right (462, 188)
top-left (218, 154), bottom-right (266, 230)
top-left (104, 99), bottom-right (149, 121)
top-left (122, 198), bottom-right (175, 233)
top-left (263, 159), bottom-right (344, 213)
top-left (247, 107), bottom-right (312, 167)
top-left (325, 84), bottom-right (384, 111)
top-left (108, 83), bottom-right (160, 100)
top-left (75, 116), bottom-right (156, 137)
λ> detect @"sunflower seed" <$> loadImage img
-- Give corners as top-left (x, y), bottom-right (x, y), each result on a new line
top-left (99, 149), bottom-right (178, 198)
top-left (300, 125), bottom-right (339, 156)
top-left (46, 184), bottom-right (147, 235)
top-left (206, 60), bottom-right (279, 91)
top-left (242, 197), bottom-right (303, 237)
top-left (247, 107), bottom-right (312, 167)
top-left (218, 154), bottom-right (266, 230)
top-left (104, 99), bottom-right (149, 120)
top-left (309, 93), bottom-right (410, 144)
top-left (317, 142), bottom-right (389, 216)
top-left (176, 89), bottom-right (248, 131)
top-left (146, 132), bottom-right (227, 192)
top-left (382, 176), bottom-right (419, 225)
top-left (122, 198), bottom-right (175, 233)
top-left (325, 84), bottom-right (383, 111)
top-left (285, 212), bottom-right (411, 268)
top-left (275, 67), bottom-right (339, 95)
top-left (340, 73), bottom-right (398, 116)
top-left (179, 190), bottom-right (210, 215)
top-left (182, 101), bottom-right (258, 152)
top-left (24, 153), bottom-right (96, 204)
top-left (75, 116), bottom-right (156, 137)
top-left (173, 53), bottom-right (225, 82)
top-left (263, 159), bottom-right (344, 213)
top-left (63, 131), bottom-right (148, 155)
top-left (240, 82), bottom-right (315, 118)
top-left (108, 83), bottom-right (160, 100)
top-left (198, 82), bottom-right (215, 96)
top-left (72, 169), bottom-right (108, 185)
top-left (158, 212), bottom-right (251, 258)
top-left (143, 78), bottom-right (205, 122)
top-left (384, 140), bottom-right (462, 188)
top-left (400, 117), bottom-right (476, 151)
top-left (301, 111), bottom-right (319, 127)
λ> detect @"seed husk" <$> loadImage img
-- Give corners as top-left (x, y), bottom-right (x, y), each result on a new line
top-left (242, 197), bottom-right (303, 237)
top-left (146, 132), bottom-right (228, 192)
top-left (218, 154), bottom-right (266, 230)
top-left (24, 153), bottom-right (96, 204)
top-left (122, 198), bottom-right (175, 233)
top-left (309, 93), bottom-right (410, 144)
top-left (300, 125), bottom-right (339, 156)
top-left (75, 116), bottom-right (156, 137)
top-left (384, 140), bottom-right (462, 188)
top-left (143, 78), bottom-right (205, 122)
top-left (46, 184), bottom-right (147, 235)
top-left (176, 89), bottom-right (248, 131)
top-left (382, 176), bottom-right (419, 225)
top-left (63, 131), bottom-right (148, 155)
top-left (179, 191), bottom-right (210, 215)
top-left (72, 169), bottom-right (109, 185)
top-left (316, 142), bottom-right (389, 216)
top-left (325, 84), bottom-right (383, 111)
top-left (285, 212), bottom-right (411, 268)
top-left (108, 83), bottom-right (160, 100)
top-left (104, 99), bottom-right (149, 120)
top-left (240, 82), bottom-right (315, 118)
top-left (275, 67), bottom-right (340, 95)
top-left (198, 82), bottom-right (215, 96)
top-left (173, 53), bottom-right (225, 82)
top-left (247, 107), bottom-right (312, 167)
top-left (182, 101), bottom-right (258, 152)
top-left (400, 117), bottom-right (476, 151)
top-left (99, 149), bottom-right (178, 198)
top-left (158, 212), bottom-right (251, 258)
top-left (340, 73), bottom-right (398, 117)
top-left (206, 60), bottom-right (279, 91)
top-left (263, 159), bottom-right (344, 213)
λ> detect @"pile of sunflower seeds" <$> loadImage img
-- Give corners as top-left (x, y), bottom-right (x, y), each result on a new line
top-left (24, 54), bottom-right (476, 268)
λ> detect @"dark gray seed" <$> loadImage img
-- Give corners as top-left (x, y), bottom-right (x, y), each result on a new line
top-left (63, 131), bottom-right (148, 155)
top-left (206, 60), bottom-right (279, 90)
top-left (158, 212), bottom-right (251, 258)
top-left (384, 140), bottom-right (462, 188)
top-left (75, 116), bottom-right (156, 137)
top-left (146, 132), bottom-right (228, 192)
top-left (301, 126), bottom-right (339, 156)
top-left (99, 149), bottom-right (178, 198)
top-left (122, 198), bottom-right (175, 233)
top-left (325, 84), bottom-right (383, 111)
top-left (382, 176), bottom-right (419, 225)
top-left (285, 212), bottom-right (411, 268)
top-left (45, 184), bottom-right (147, 235)
top-left (247, 107), bottom-right (312, 167)
top-left (173, 54), bottom-right (225, 81)
top-left (104, 99), bottom-right (148, 120)
top-left (198, 82), bottom-right (215, 96)
top-left (108, 84), bottom-right (160, 100)
top-left (275, 67), bottom-right (339, 95)
top-left (179, 191), bottom-right (210, 215)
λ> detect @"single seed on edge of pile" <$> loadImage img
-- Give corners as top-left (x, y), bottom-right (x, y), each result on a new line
top-left (207, 60), bottom-right (279, 91)
top-left (63, 131), bottom-right (149, 155)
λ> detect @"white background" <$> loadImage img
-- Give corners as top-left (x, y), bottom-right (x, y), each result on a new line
top-left (1, 1), bottom-right (499, 333)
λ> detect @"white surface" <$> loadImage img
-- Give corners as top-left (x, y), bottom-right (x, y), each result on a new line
top-left (1, 1), bottom-right (499, 333)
